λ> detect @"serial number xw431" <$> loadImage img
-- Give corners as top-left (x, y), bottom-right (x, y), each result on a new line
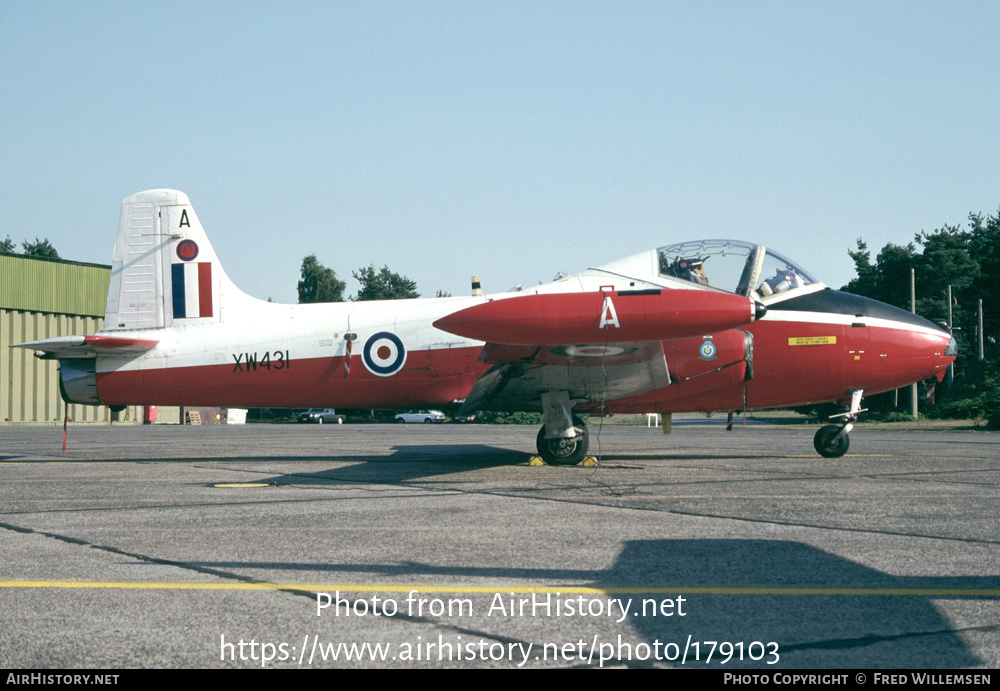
top-left (232, 350), bottom-right (291, 372)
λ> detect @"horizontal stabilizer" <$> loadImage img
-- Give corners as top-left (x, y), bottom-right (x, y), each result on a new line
top-left (12, 335), bottom-right (159, 359)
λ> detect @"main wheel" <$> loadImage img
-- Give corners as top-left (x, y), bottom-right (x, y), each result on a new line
top-left (317, 417), bottom-right (323, 425)
top-left (814, 424), bottom-right (849, 458)
top-left (536, 422), bottom-right (589, 466)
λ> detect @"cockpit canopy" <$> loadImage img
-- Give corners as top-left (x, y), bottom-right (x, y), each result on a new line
top-left (657, 240), bottom-right (820, 299)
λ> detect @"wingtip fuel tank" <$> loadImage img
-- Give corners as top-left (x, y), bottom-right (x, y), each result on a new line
top-left (433, 289), bottom-right (761, 345)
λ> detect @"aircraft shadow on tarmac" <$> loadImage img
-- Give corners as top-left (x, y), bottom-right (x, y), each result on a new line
top-left (240, 444), bottom-right (752, 486)
top-left (194, 539), bottom-right (997, 668)
top-left (235, 444), bottom-right (536, 485)
top-left (24, 443), bottom-right (526, 472)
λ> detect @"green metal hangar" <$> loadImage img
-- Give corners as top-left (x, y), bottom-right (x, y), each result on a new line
top-left (1, 251), bottom-right (179, 425)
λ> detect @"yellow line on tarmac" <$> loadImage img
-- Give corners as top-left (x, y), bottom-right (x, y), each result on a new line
top-left (1, 581), bottom-right (998, 597)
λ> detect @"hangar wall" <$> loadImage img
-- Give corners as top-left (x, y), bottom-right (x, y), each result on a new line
top-left (1, 252), bottom-right (179, 425)
top-left (1, 309), bottom-right (121, 423)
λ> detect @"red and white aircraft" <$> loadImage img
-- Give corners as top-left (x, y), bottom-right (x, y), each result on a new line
top-left (17, 190), bottom-right (956, 464)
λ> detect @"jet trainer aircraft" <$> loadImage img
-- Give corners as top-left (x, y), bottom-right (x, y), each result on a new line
top-left (15, 190), bottom-right (956, 464)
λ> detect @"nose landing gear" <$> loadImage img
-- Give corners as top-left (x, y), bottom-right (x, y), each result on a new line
top-left (814, 388), bottom-right (865, 458)
top-left (814, 424), bottom-right (850, 457)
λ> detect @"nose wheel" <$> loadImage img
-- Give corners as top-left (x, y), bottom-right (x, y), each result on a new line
top-left (814, 388), bottom-right (865, 458)
top-left (814, 424), bottom-right (850, 457)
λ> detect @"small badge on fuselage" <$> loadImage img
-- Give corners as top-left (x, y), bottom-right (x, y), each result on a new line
top-left (698, 337), bottom-right (718, 361)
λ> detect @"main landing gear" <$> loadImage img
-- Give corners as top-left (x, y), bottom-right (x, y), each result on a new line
top-left (814, 388), bottom-right (865, 458)
top-left (535, 391), bottom-right (590, 465)
top-left (536, 418), bottom-right (589, 465)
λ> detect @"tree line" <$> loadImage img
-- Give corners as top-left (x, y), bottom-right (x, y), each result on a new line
top-left (1, 236), bottom-right (59, 258)
top-left (841, 209), bottom-right (999, 426)
top-left (297, 255), bottom-right (422, 303)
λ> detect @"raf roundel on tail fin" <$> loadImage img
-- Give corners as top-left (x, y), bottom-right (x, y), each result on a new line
top-left (103, 189), bottom-right (243, 330)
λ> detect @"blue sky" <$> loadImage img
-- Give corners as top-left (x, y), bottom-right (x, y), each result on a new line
top-left (2, 1), bottom-right (997, 303)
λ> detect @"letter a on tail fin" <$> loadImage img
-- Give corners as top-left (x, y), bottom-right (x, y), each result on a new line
top-left (103, 189), bottom-right (250, 331)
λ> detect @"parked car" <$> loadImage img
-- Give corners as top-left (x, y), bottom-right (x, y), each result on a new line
top-left (451, 410), bottom-right (483, 423)
top-left (394, 410), bottom-right (446, 424)
top-left (297, 408), bottom-right (346, 424)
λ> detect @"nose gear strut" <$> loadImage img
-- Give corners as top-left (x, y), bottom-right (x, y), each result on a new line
top-left (814, 388), bottom-right (866, 458)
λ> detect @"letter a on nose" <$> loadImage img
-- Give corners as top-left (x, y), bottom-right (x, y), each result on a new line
top-left (599, 296), bottom-right (620, 329)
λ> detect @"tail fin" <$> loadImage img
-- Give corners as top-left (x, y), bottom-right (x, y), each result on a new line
top-left (104, 189), bottom-right (244, 330)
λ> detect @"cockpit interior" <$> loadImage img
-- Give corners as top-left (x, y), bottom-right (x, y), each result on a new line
top-left (657, 240), bottom-right (819, 300)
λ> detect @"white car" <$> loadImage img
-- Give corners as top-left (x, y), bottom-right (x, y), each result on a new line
top-left (394, 410), bottom-right (446, 424)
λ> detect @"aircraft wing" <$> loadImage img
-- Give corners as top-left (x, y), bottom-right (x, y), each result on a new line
top-left (434, 289), bottom-right (762, 413)
top-left (458, 340), bottom-right (672, 412)
top-left (11, 335), bottom-right (159, 359)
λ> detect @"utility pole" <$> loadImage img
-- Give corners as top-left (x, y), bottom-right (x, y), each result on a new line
top-left (979, 298), bottom-right (985, 361)
top-left (911, 268), bottom-right (918, 418)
